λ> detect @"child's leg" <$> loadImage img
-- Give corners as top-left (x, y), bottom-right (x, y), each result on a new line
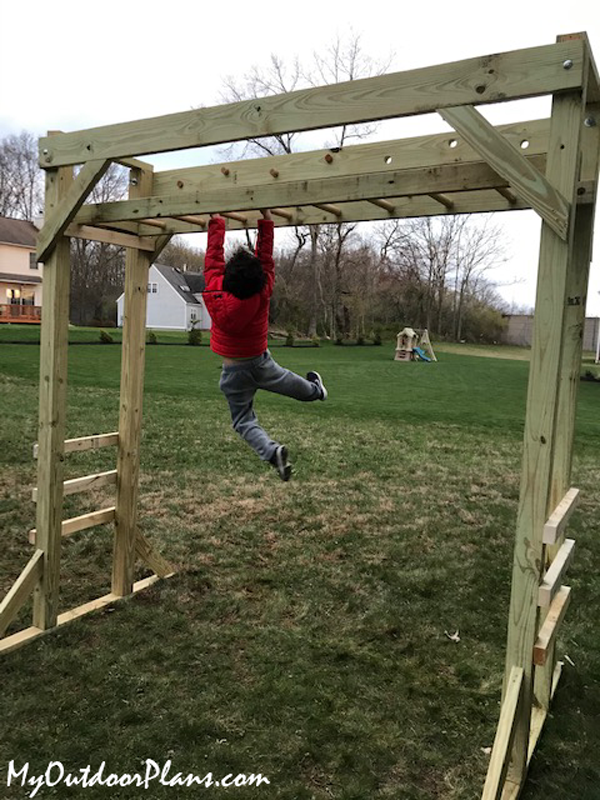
top-left (220, 366), bottom-right (280, 461)
top-left (253, 352), bottom-right (323, 401)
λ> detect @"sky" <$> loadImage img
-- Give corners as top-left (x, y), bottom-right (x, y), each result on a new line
top-left (1, 0), bottom-right (599, 314)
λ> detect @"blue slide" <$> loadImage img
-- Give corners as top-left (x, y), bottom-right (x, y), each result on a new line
top-left (413, 347), bottom-right (431, 362)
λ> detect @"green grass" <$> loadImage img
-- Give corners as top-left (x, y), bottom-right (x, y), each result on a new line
top-left (1, 338), bottom-right (599, 799)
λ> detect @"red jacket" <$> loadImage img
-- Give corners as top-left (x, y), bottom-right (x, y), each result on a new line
top-left (203, 217), bottom-right (275, 358)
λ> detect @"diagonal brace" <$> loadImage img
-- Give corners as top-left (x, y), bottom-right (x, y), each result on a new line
top-left (438, 105), bottom-right (571, 240)
top-left (37, 159), bottom-right (111, 262)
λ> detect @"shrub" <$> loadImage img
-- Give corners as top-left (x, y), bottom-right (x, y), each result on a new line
top-left (286, 332), bottom-right (295, 347)
top-left (147, 331), bottom-right (157, 345)
top-left (188, 327), bottom-right (202, 346)
top-left (311, 335), bottom-right (320, 348)
top-left (99, 330), bottom-right (113, 344)
top-left (373, 329), bottom-right (383, 346)
top-left (334, 336), bottom-right (343, 346)
top-left (357, 335), bottom-right (365, 346)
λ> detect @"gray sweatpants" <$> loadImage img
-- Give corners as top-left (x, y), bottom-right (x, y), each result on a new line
top-left (219, 350), bottom-right (321, 461)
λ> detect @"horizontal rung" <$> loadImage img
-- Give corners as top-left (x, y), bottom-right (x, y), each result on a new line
top-left (539, 538), bottom-right (575, 607)
top-left (534, 585), bottom-right (571, 666)
top-left (29, 507), bottom-right (116, 544)
top-left (543, 487), bottom-right (580, 544)
top-left (33, 432), bottom-right (119, 459)
top-left (32, 470), bottom-right (117, 502)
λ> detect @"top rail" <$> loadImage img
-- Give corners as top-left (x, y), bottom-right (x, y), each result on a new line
top-left (38, 40), bottom-right (585, 168)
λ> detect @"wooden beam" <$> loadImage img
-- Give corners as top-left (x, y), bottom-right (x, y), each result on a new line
top-left (538, 539), bottom-right (575, 607)
top-left (501, 87), bottom-right (584, 788)
top-left (533, 586), bottom-right (571, 665)
top-left (481, 666), bottom-right (524, 800)
top-left (37, 159), bottom-right (110, 262)
top-left (0, 573), bottom-right (173, 656)
top-left (135, 529), bottom-right (176, 579)
top-left (495, 187), bottom-right (518, 204)
top-left (34, 432), bottom-right (119, 459)
top-left (152, 119), bottom-right (550, 197)
top-left (439, 105), bottom-right (570, 239)
top-left (543, 487), bottom-right (580, 544)
top-left (64, 223), bottom-right (156, 251)
top-left (113, 165), bottom-right (154, 598)
top-left (32, 469), bottom-right (117, 502)
top-left (74, 154), bottom-right (547, 226)
top-left (32, 164), bottom-right (72, 630)
top-left (29, 507), bottom-right (116, 544)
top-left (39, 41), bottom-right (584, 167)
top-left (0, 550), bottom-right (44, 637)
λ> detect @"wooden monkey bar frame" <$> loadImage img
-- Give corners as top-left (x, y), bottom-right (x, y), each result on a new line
top-left (1, 31), bottom-right (599, 800)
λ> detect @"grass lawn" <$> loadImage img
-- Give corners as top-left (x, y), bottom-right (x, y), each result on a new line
top-left (0, 333), bottom-right (599, 799)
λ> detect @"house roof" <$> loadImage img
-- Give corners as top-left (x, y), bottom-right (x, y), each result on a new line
top-left (154, 264), bottom-right (205, 305)
top-left (0, 217), bottom-right (38, 248)
top-left (0, 272), bottom-right (42, 285)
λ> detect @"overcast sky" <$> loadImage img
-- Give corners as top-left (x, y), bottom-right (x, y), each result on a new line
top-left (1, 1), bottom-right (599, 314)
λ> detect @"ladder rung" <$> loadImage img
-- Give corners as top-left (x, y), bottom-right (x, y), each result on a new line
top-left (534, 586), bottom-right (571, 666)
top-left (538, 539), bottom-right (575, 607)
top-left (32, 470), bottom-right (117, 502)
top-left (29, 507), bottom-right (116, 544)
top-left (543, 487), bottom-right (580, 544)
top-left (33, 432), bottom-right (119, 459)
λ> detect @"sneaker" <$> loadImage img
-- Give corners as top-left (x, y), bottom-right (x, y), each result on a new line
top-left (307, 370), bottom-right (327, 400)
top-left (270, 445), bottom-right (292, 481)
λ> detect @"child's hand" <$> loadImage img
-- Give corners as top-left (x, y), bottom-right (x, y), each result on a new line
top-left (210, 213), bottom-right (222, 220)
top-left (260, 209), bottom-right (272, 220)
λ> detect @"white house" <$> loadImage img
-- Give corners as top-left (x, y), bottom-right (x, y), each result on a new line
top-left (116, 263), bottom-right (211, 331)
top-left (0, 216), bottom-right (42, 323)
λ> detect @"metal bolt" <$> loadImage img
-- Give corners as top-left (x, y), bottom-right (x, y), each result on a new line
top-left (130, 177), bottom-right (139, 186)
top-left (42, 148), bottom-right (49, 155)
top-left (584, 116), bottom-right (597, 128)
top-left (563, 59), bottom-right (574, 70)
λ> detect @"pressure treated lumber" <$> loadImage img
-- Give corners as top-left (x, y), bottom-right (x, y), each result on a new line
top-left (0, 550), bottom-right (44, 637)
top-left (33, 432), bottom-right (119, 459)
top-left (439, 105), bottom-right (570, 239)
top-left (74, 155), bottom-right (547, 227)
top-left (533, 586), bottom-right (571, 665)
top-left (151, 120), bottom-right (550, 197)
top-left (481, 666), bottom-right (524, 800)
top-left (64, 223), bottom-right (156, 251)
top-left (32, 164), bottom-right (72, 630)
top-left (543, 488), bottom-right (580, 544)
top-left (502, 87), bottom-right (584, 790)
top-left (135, 529), bottom-right (176, 579)
top-left (538, 539), bottom-right (575, 607)
top-left (36, 159), bottom-right (110, 262)
top-left (112, 165), bottom-right (154, 597)
top-left (0, 574), bottom-right (171, 655)
top-left (32, 469), bottom-right (117, 502)
top-left (38, 41), bottom-right (584, 167)
top-left (29, 507), bottom-right (116, 544)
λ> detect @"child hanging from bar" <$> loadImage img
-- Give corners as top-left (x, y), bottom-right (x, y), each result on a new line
top-left (203, 210), bottom-right (327, 481)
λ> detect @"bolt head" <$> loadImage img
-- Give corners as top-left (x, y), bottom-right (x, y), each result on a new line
top-left (563, 59), bottom-right (574, 70)
top-left (130, 177), bottom-right (139, 186)
top-left (42, 148), bottom-right (49, 155)
top-left (584, 117), bottom-right (597, 128)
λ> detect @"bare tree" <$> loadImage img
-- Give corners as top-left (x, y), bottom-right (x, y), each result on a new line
top-left (0, 131), bottom-right (44, 220)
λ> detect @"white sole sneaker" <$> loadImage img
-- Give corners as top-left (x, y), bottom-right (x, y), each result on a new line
top-left (272, 445), bottom-right (292, 481)
top-left (307, 370), bottom-right (327, 400)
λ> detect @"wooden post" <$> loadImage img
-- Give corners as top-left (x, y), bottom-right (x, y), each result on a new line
top-left (502, 86), bottom-right (585, 789)
top-left (112, 166), bottom-right (154, 597)
top-left (33, 164), bottom-right (73, 630)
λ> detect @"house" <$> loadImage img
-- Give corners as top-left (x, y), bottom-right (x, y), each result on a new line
top-left (0, 216), bottom-right (42, 323)
top-left (116, 263), bottom-right (211, 331)
top-left (502, 314), bottom-right (600, 351)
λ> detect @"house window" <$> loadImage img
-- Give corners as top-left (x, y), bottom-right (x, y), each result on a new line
top-left (190, 309), bottom-right (197, 321)
top-left (147, 282), bottom-right (158, 294)
top-left (180, 285), bottom-right (190, 292)
top-left (29, 253), bottom-right (39, 270)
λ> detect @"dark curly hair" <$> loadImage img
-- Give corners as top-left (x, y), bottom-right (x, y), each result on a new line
top-left (222, 248), bottom-right (266, 299)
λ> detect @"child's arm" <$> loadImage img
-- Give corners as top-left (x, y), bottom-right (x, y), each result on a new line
top-left (204, 215), bottom-right (226, 289)
top-left (256, 209), bottom-right (275, 296)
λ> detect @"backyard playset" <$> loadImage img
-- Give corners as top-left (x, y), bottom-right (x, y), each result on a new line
top-left (0, 32), bottom-right (598, 800)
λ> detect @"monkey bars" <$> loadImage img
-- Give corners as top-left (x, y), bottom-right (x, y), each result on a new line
top-left (1, 31), bottom-right (599, 800)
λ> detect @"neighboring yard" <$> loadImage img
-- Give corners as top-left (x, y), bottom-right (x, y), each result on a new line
top-left (0, 329), bottom-right (599, 799)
